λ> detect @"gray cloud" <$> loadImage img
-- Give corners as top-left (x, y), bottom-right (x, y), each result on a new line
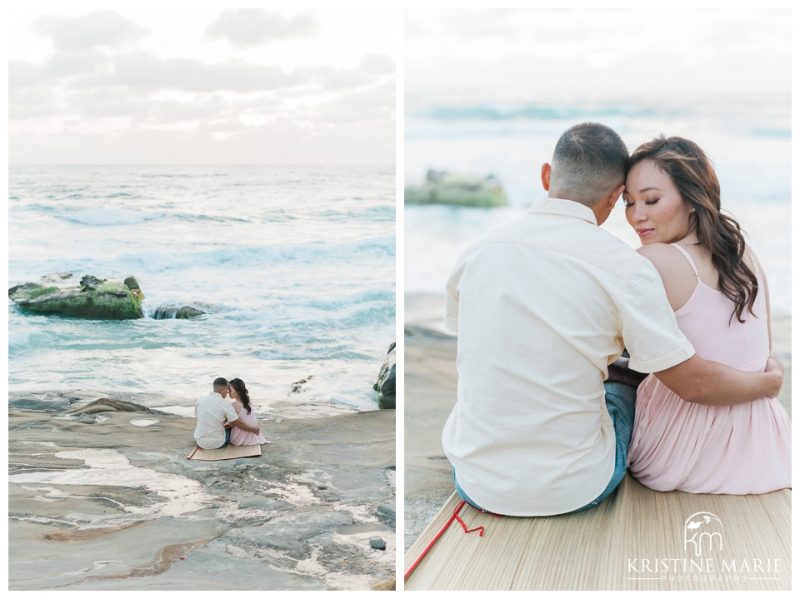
top-left (11, 47), bottom-right (386, 111)
top-left (40, 49), bottom-right (110, 79)
top-left (316, 81), bottom-right (395, 124)
top-left (359, 54), bottom-right (395, 75)
top-left (205, 9), bottom-right (317, 47)
top-left (9, 60), bottom-right (41, 88)
top-left (62, 88), bottom-right (233, 122)
top-left (77, 52), bottom-right (312, 93)
top-left (36, 10), bottom-right (147, 51)
top-left (9, 61), bottom-right (57, 118)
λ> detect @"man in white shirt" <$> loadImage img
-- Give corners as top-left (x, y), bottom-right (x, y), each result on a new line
top-left (443, 123), bottom-right (783, 516)
top-left (194, 377), bottom-right (258, 449)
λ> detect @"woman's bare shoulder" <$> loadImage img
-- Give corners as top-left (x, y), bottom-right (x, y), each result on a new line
top-left (636, 243), bottom-right (698, 310)
top-left (636, 243), bottom-right (691, 277)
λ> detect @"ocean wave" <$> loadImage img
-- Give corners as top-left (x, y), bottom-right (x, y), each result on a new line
top-left (420, 103), bottom-right (668, 122)
top-left (118, 237), bottom-right (395, 271)
top-left (315, 205), bottom-right (395, 221)
top-left (15, 202), bottom-right (60, 214)
top-left (169, 212), bottom-right (251, 224)
top-left (22, 203), bottom-right (261, 227)
top-left (298, 289), bottom-right (395, 311)
top-left (7, 323), bottom-right (183, 354)
top-left (60, 207), bottom-right (154, 226)
top-left (220, 297), bottom-right (395, 332)
top-left (749, 127), bottom-right (791, 139)
top-left (20, 203), bottom-right (392, 228)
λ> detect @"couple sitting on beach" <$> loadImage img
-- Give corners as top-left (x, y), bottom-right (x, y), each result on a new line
top-left (444, 123), bottom-right (791, 517)
top-left (194, 377), bottom-right (267, 450)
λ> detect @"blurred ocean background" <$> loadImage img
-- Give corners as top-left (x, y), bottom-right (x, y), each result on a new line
top-left (405, 100), bottom-right (791, 317)
top-left (9, 165), bottom-right (395, 414)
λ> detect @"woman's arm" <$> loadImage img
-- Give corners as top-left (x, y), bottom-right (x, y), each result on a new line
top-left (654, 354), bottom-right (783, 406)
top-left (225, 417), bottom-right (260, 434)
top-left (224, 401), bottom-right (259, 434)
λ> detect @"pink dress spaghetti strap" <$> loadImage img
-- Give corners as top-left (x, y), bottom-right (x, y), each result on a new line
top-left (229, 401), bottom-right (267, 446)
top-left (627, 244), bottom-right (791, 494)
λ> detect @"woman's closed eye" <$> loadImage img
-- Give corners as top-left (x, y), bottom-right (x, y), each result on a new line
top-left (623, 198), bottom-right (660, 208)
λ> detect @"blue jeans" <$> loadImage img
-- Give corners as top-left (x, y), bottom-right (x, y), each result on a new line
top-left (454, 380), bottom-right (637, 513)
top-left (218, 427), bottom-right (231, 449)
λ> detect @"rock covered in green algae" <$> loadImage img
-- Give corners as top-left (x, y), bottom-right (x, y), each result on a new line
top-left (405, 169), bottom-right (508, 207)
top-left (373, 342), bottom-right (396, 409)
top-left (8, 275), bottom-right (144, 320)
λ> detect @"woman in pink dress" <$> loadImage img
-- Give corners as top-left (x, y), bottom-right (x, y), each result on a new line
top-left (622, 136), bottom-right (790, 494)
top-left (227, 378), bottom-right (267, 446)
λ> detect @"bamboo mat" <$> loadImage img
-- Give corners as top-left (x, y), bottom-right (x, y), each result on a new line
top-left (186, 444), bottom-right (262, 461)
top-left (405, 475), bottom-right (791, 590)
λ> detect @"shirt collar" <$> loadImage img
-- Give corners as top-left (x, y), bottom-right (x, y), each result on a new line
top-left (528, 197), bottom-right (597, 226)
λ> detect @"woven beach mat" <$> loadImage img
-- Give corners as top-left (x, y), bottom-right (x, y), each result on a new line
top-left (405, 474), bottom-right (791, 591)
top-left (187, 444), bottom-right (262, 461)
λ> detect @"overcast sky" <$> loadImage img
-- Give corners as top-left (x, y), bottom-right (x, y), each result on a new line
top-left (9, 7), bottom-right (396, 165)
top-left (406, 8), bottom-right (791, 111)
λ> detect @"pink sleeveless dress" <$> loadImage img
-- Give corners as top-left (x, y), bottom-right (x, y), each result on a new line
top-left (627, 244), bottom-right (790, 494)
top-left (229, 401), bottom-right (267, 446)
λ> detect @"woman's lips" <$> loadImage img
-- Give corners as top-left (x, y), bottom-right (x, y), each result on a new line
top-left (637, 228), bottom-right (654, 238)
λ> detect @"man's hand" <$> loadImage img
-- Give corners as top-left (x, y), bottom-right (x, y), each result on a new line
top-left (764, 355), bottom-right (785, 399)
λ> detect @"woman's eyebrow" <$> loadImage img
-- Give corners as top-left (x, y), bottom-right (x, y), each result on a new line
top-left (638, 186), bottom-right (662, 193)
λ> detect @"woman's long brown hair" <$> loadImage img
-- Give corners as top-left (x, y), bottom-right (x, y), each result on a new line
top-left (229, 378), bottom-right (252, 414)
top-left (628, 136), bottom-right (758, 324)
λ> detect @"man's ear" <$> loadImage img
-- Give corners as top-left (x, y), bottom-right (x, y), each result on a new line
top-left (541, 163), bottom-right (551, 191)
top-left (607, 183), bottom-right (625, 210)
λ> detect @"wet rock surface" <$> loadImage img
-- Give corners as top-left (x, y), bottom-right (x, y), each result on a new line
top-left (151, 305), bottom-right (206, 320)
top-left (9, 398), bottom-right (395, 590)
top-left (374, 342), bottom-right (396, 410)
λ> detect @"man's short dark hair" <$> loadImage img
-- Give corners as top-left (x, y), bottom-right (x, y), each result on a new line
top-left (213, 377), bottom-right (228, 388)
top-left (550, 122), bottom-right (629, 206)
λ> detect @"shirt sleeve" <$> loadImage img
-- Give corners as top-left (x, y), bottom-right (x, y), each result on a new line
top-left (445, 255), bottom-right (468, 332)
top-left (223, 401), bottom-right (239, 421)
top-left (621, 260), bottom-right (696, 373)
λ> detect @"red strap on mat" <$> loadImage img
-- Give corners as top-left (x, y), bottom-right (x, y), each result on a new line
top-left (404, 500), bottom-right (489, 581)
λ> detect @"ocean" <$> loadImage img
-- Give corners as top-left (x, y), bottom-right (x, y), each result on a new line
top-left (9, 165), bottom-right (395, 415)
top-left (405, 101), bottom-right (791, 317)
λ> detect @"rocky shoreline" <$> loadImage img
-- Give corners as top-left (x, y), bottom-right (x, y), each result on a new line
top-left (9, 396), bottom-right (396, 590)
